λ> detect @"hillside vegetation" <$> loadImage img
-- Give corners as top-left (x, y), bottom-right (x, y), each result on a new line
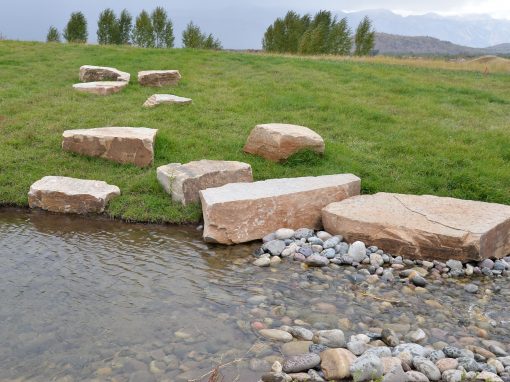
top-left (1, 41), bottom-right (509, 223)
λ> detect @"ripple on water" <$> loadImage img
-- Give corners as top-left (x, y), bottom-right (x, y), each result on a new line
top-left (0, 209), bottom-right (508, 381)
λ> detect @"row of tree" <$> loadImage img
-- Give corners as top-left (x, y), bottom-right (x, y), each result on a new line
top-left (262, 11), bottom-right (375, 56)
top-left (46, 8), bottom-right (222, 49)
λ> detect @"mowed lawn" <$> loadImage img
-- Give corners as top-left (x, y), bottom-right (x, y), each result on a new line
top-left (1, 41), bottom-right (509, 223)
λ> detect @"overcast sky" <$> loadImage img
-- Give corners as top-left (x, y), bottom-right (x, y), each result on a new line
top-left (1, 0), bottom-right (509, 48)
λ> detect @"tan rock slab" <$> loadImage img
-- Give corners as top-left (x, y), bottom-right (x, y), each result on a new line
top-left (79, 65), bottom-right (130, 82)
top-left (143, 94), bottom-right (192, 108)
top-left (243, 123), bottom-right (325, 162)
top-left (138, 70), bottom-right (181, 87)
top-left (200, 174), bottom-right (360, 244)
top-left (62, 127), bottom-right (157, 167)
top-left (28, 176), bottom-right (120, 214)
top-left (157, 160), bottom-right (253, 205)
top-left (320, 348), bottom-right (357, 380)
top-left (72, 81), bottom-right (128, 95)
top-left (322, 193), bottom-right (510, 262)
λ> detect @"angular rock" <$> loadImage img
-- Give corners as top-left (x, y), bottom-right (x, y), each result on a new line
top-left (322, 193), bottom-right (510, 261)
top-left (320, 348), bottom-right (357, 380)
top-left (62, 127), bottom-right (157, 167)
top-left (200, 174), bottom-right (360, 244)
top-left (72, 81), bottom-right (128, 95)
top-left (79, 65), bottom-right (130, 82)
top-left (157, 160), bottom-right (252, 205)
top-left (28, 176), bottom-right (120, 214)
top-left (243, 123), bottom-right (325, 162)
top-left (283, 354), bottom-right (321, 373)
top-left (138, 70), bottom-right (181, 87)
top-left (143, 94), bottom-right (192, 108)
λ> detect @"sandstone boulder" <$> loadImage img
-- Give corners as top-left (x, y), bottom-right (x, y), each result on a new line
top-left (320, 348), bottom-right (357, 380)
top-left (322, 193), bottom-right (510, 261)
top-left (143, 94), bottom-right (192, 108)
top-left (157, 160), bottom-right (253, 205)
top-left (28, 176), bottom-right (120, 214)
top-left (79, 65), bottom-right (130, 82)
top-left (243, 123), bottom-right (325, 162)
top-left (138, 70), bottom-right (181, 87)
top-left (200, 174), bottom-right (360, 244)
top-left (62, 127), bottom-right (158, 167)
top-left (72, 81), bottom-right (128, 95)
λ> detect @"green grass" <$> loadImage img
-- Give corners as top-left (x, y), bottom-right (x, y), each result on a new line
top-left (1, 41), bottom-right (509, 223)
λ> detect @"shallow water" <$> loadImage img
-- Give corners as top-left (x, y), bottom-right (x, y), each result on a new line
top-left (0, 209), bottom-right (508, 382)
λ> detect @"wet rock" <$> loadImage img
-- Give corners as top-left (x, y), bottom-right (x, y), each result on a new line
top-left (282, 341), bottom-right (314, 356)
top-left (250, 358), bottom-right (271, 372)
top-left (413, 357), bottom-right (440, 381)
top-left (406, 329), bottom-right (427, 344)
top-left (305, 254), bottom-right (330, 267)
top-left (283, 353), bottom-right (321, 373)
top-left (259, 329), bottom-right (293, 342)
top-left (350, 354), bottom-right (383, 382)
top-left (289, 327), bottom-right (314, 341)
top-left (312, 330), bottom-right (346, 348)
top-left (263, 240), bottom-right (287, 256)
top-left (254, 256), bottom-right (271, 267)
top-left (382, 328), bottom-right (400, 347)
top-left (261, 371), bottom-right (293, 382)
top-left (464, 283), bottom-right (479, 293)
top-left (411, 276), bottom-right (427, 287)
top-left (320, 348), bottom-right (357, 380)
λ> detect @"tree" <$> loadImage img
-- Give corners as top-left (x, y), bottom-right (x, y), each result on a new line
top-left (354, 16), bottom-right (375, 56)
top-left (182, 21), bottom-right (221, 49)
top-left (151, 6), bottom-right (167, 48)
top-left (118, 9), bottom-right (132, 44)
top-left (329, 18), bottom-right (352, 55)
top-left (132, 10), bottom-right (154, 48)
top-left (46, 26), bottom-right (61, 43)
top-left (63, 11), bottom-right (88, 43)
top-left (163, 20), bottom-right (175, 48)
top-left (97, 8), bottom-right (118, 45)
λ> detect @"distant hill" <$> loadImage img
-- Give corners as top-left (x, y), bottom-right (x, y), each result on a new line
top-left (374, 32), bottom-right (510, 56)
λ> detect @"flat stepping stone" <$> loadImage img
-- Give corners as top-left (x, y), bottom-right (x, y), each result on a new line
top-left (79, 65), bottom-right (130, 82)
top-left (28, 176), bottom-right (120, 214)
top-left (138, 70), bottom-right (181, 87)
top-left (143, 94), bottom-right (192, 108)
top-left (157, 160), bottom-right (253, 205)
top-left (72, 81), bottom-right (128, 95)
top-left (322, 193), bottom-right (510, 262)
top-left (62, 127), bottom-right (157, 168)
top-left (200, 174), bottom-right (360, 244)
top-left (243, 123), bottom-right (325, 162)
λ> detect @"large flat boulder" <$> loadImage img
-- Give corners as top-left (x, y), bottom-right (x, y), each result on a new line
top-left (200, 174), bottom-right (360, 244)
top-left (72, 81), bottom-right (128, 95)
top-left (79, 65), bottom-right (130, 82)
top-left (138, 70), bottom-right (181, 87)
top-left (28, 176), bottom-right (120, 214)
top-left (322, 193), bottom-right (510, 261)
top-left (62, 127), bottom-right (157, 167)
top-left (157, 160), bottom-right (253, 205)
top-left (143, 94), bottom-right (192, 108)
top-left (243, 123), bottom-right (325, 162)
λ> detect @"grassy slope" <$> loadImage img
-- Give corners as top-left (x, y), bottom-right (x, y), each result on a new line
top-left (1, 41), bottom-right (509, 223)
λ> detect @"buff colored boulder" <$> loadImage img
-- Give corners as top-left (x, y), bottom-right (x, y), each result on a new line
top-left (79, 65), bottom-right (130, 82)
top-left (322, 193), bottom-right (510, 261)
top-left (143, 94), bottom-right (192, 108)
top-left (62, 127), bottom-right (158, 167)
top-left (200, 174), bottom-right (360, 244)
top-left (72, 81), bottom-right (128, 95)
top-left (157, 160), bottom-right (253, 205)
top-left (138, 70), bottom-right (181, 87)
top-left (28, 176), bottom-right (120, 214)
top-left (320, 348), bottom-right (357, 380)
top-left (243, 123), bottom-right (325, 162)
